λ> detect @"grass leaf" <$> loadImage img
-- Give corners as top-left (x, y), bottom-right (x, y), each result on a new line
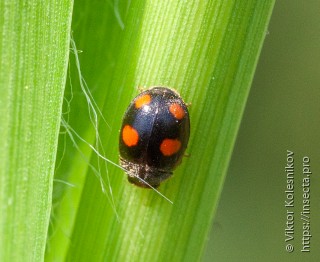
top-left (47, 0), bottom-right (275, 261)
top-left (0, 1), bottom-right (73, 261)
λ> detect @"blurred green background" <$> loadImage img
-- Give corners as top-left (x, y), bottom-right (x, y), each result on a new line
top-left (204, 1), bottom-right (320, 261)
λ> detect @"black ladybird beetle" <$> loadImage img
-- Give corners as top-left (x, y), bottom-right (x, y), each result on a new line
top-left (119, 87), bottom-right (190, 188)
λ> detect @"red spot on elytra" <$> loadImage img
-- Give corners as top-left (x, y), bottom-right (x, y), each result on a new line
top-left (160, 139), bottom-right (181, 156)
top-left (122, 125), bottom-right (139, 147)
top-left (169, 103), bottom-right (185, 120)
top-left (135, 94), bottom-right (151, 108)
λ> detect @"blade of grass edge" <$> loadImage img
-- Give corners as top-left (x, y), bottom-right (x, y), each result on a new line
top-left (45, 1), bottom-right (134, 260)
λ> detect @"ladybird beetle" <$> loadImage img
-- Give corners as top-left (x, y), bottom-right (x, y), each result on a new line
top-left (119, 87), bottom-right (190, 188)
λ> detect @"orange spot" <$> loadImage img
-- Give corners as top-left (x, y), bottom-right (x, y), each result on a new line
top-left (169, 103), bottom-right (185, 120)
top-left (160, 139), bottom-right (181, 156)
top-left (122, 125), bottom-right (139, 147)
top-left (135, 94), bottom-right (151, 108)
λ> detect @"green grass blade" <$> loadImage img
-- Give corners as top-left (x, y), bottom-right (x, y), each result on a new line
top-left (0, 1), bottom-right (73, 261)
top-left (47, 0), bottom-right (274, 261)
